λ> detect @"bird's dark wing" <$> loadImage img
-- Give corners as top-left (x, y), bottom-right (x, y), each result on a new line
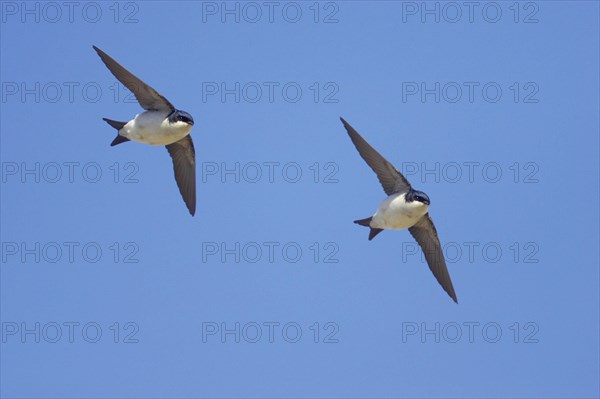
top-left (93, 45), bottom-right (174, 112)
top-left (408, 214), bottom-right (458, 303)
top-left (166, 135), bottom-right (196, 216)
top-left (340, 117), bottom-right (411, 196)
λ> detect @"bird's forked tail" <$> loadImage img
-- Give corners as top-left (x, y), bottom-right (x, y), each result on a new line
top-left (354, 217), bottom-right (384, 241)
top-left (102, 118), bottom-right (130, 146)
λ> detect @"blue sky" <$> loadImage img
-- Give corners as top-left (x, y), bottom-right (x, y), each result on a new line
top-left (1, 1), bottom-right (599, 398)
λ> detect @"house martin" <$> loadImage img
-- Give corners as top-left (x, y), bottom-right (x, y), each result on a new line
top-left (93, 45), bottom-right (196, 216)
top-left (340, 117), bottom-right (458, 303)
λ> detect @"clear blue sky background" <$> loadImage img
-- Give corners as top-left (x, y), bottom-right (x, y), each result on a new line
top-left (1, 1), bottom-right (599, 398)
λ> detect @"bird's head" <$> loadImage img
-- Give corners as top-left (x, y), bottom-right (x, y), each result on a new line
top-left (406, 189), bottom-right (430, 206)
top-left (168, 110), bottom-right (194, 126)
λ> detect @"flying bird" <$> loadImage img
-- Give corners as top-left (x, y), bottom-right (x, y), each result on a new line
top-left (93, 45), bottom-right (196, 216)
top-left (340, 117), bottom-right (458, 303)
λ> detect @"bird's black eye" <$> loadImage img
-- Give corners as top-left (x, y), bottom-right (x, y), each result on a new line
top-left (175, 112), bottom-right (194, 125)
top-left (410, 191), bottom-right (430, 204)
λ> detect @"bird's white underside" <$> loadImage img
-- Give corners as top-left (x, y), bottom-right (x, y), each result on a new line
top-left (120, 110), bottom-right (192, 146)
top-left (370, 192), bottom-right (429, 230)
